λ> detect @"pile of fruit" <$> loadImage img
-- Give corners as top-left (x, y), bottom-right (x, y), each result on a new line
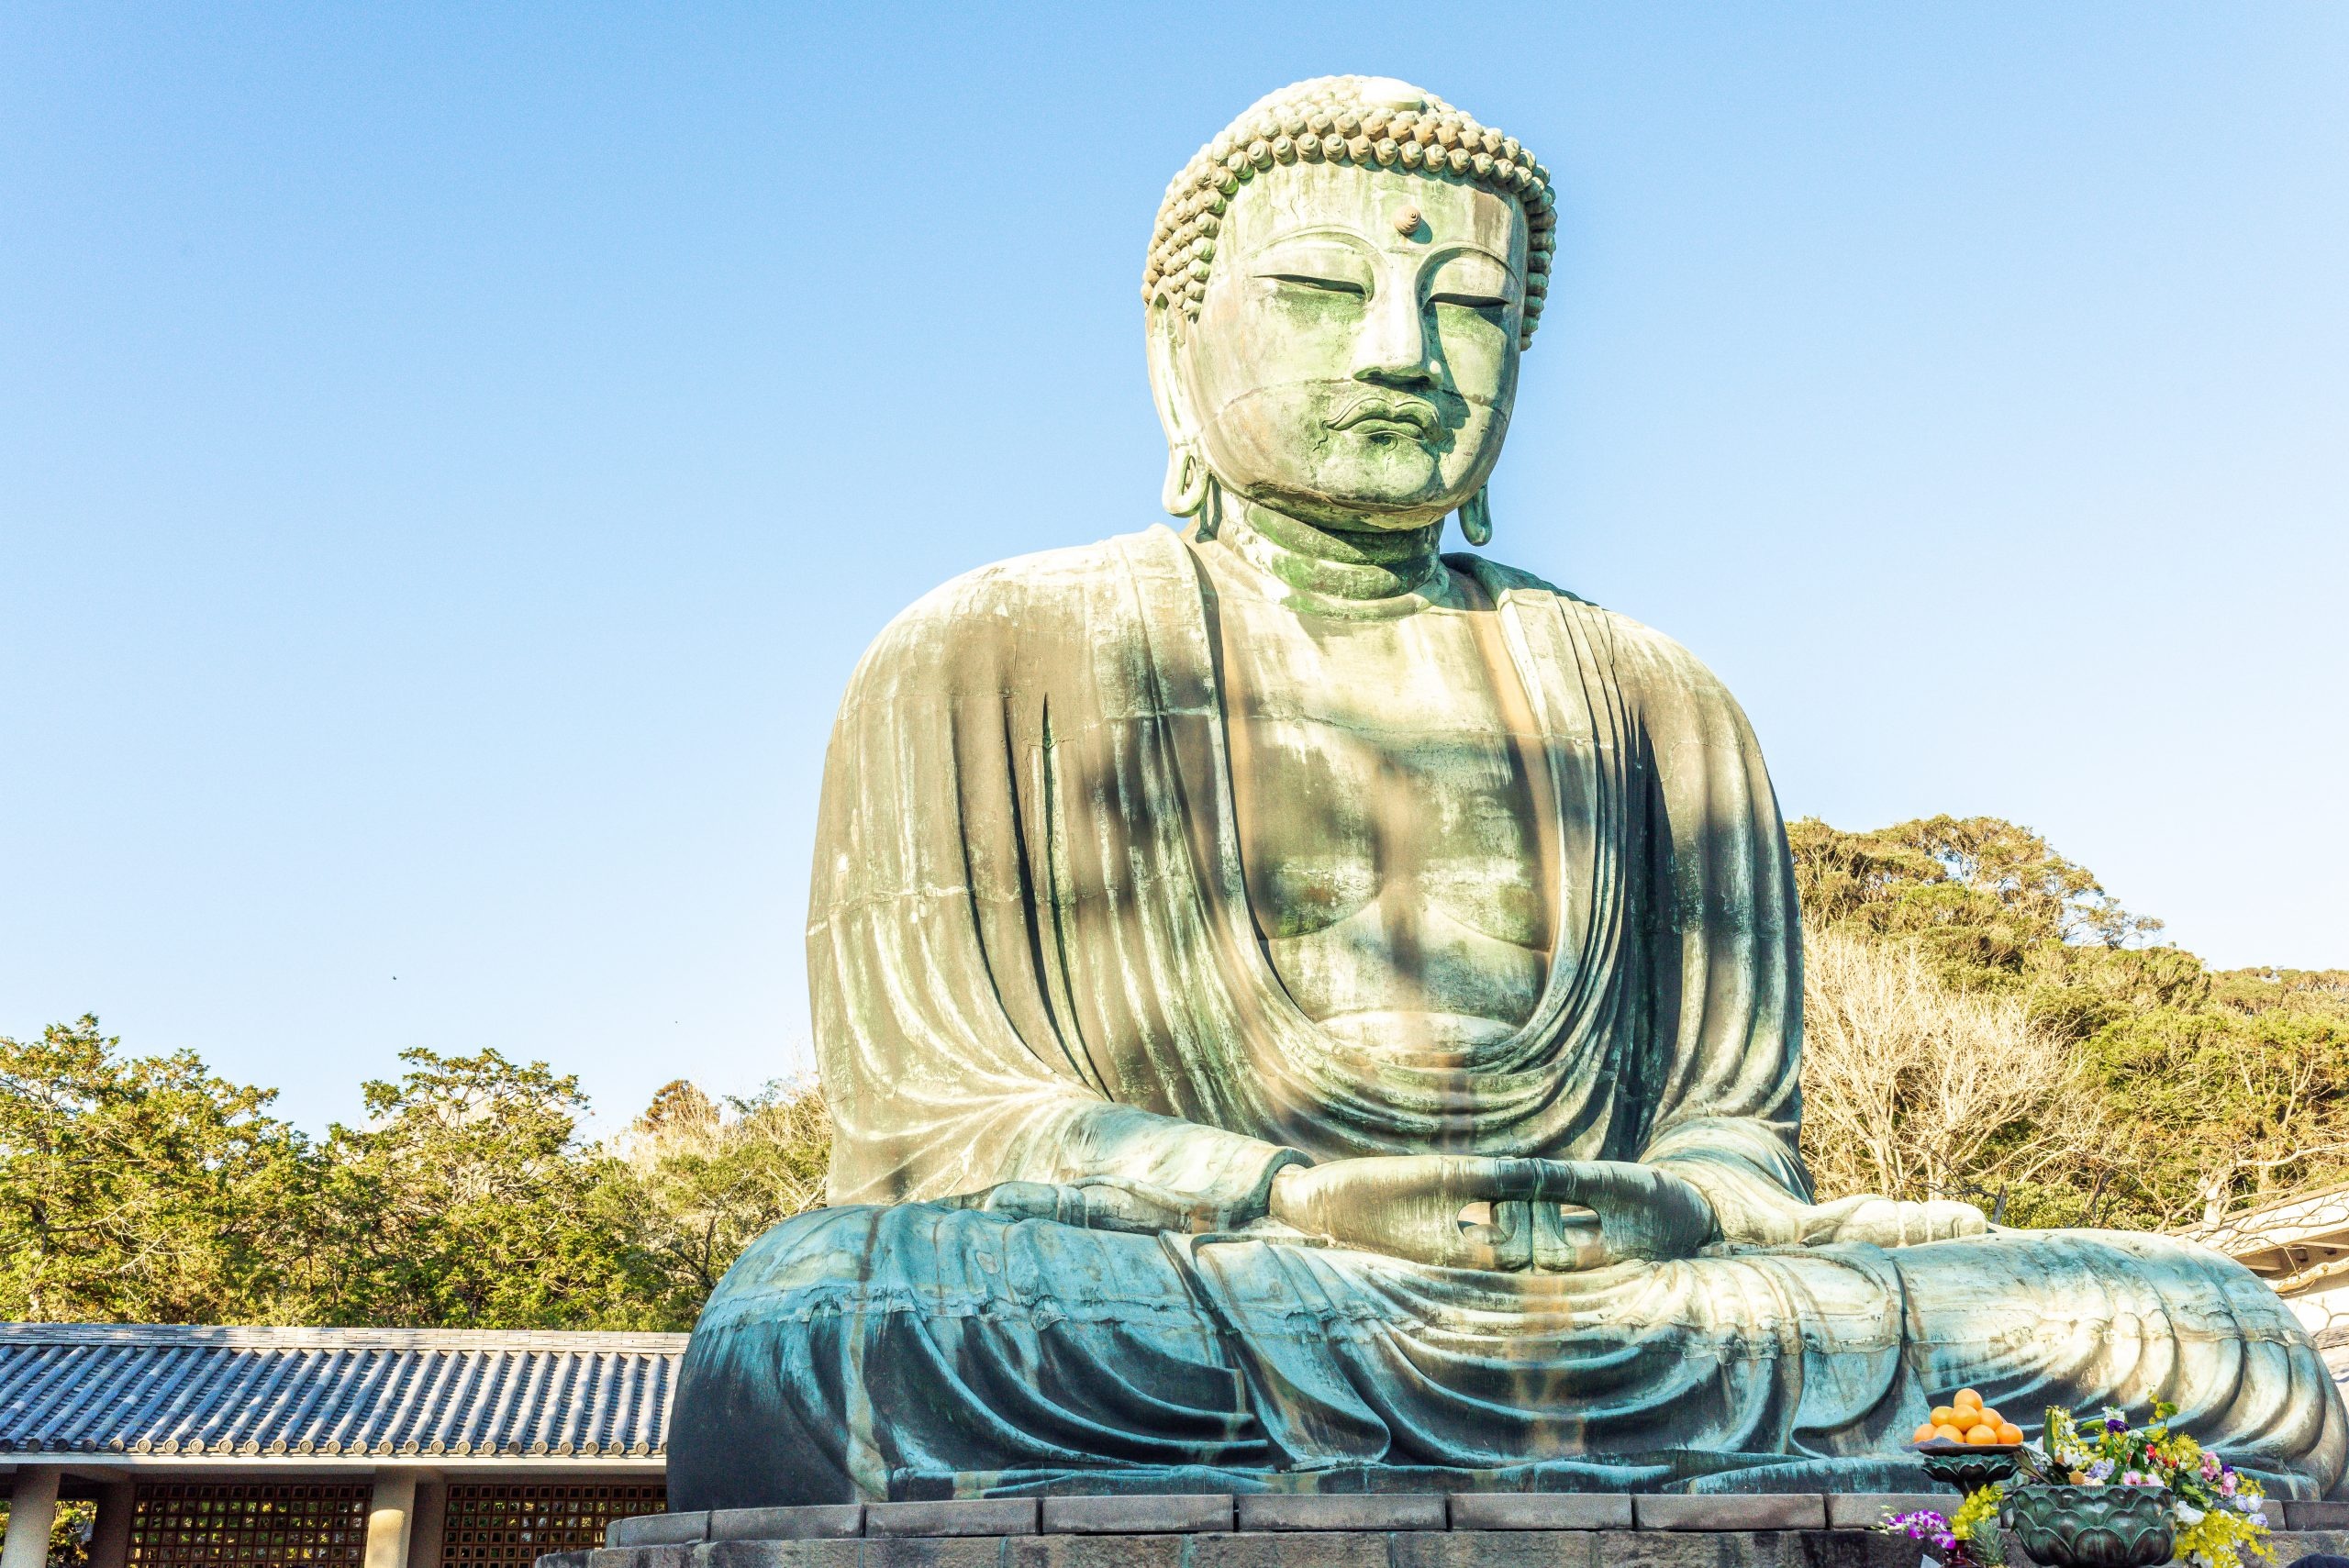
top-left (1912, 1387), bottom-right (2024, 1446)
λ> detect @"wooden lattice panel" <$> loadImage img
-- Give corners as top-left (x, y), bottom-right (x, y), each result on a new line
top-left (129, 1483), bottom-right (370, 1567)
top-left (441, 1484), bottom-right (667, 1566)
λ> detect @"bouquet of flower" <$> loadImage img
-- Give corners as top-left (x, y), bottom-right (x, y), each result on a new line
top-left (2015, 1401), bottom-right (2273, 1568)
top-left (1879, 1486), bottom-right (2008, 1568)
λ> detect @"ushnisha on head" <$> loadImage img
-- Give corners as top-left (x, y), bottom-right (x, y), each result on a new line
top-left (1144, 77), bottom-right (1554, 547)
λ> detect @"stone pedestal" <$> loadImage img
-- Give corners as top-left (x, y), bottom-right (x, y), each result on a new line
top-left (542, 1498), bottom-right (2349, 1568)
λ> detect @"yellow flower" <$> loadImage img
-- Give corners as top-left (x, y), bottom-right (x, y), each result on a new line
top-left (1950, 1484), bottom-right (2004, 1542)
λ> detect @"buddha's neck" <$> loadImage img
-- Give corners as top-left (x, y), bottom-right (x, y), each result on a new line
top-left (1218, 502), bottom-right (1446, 611)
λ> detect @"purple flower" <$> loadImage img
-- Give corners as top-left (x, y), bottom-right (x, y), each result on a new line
top-left (2107, 1415), bottom-right (2129, 1433)
top-left (1879, 1508), bottom-right (1963, 1551)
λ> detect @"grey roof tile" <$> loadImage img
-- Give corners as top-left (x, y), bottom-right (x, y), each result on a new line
top-left (0, 1322), bottom-right (685, 1460)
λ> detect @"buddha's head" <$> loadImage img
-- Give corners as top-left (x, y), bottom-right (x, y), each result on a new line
top-left (1144, 76), bottom-right (1556, 543)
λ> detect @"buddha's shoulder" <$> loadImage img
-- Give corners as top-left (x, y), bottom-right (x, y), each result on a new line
top-left (852, 527), bottom-right (1181, 670)
top-left (1457, 552), bottom-right (1739, 704)
top-left (901, 531), bottom-right (1160, 618)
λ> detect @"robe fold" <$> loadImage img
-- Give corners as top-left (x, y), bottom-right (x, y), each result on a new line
top-left (669, 525), bottom-right (2346, 1506)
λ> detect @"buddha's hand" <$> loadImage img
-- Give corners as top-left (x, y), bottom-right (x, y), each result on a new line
top-left (1530, 1160), bottom-right (1719, 1268)
top-left (1266, 1156), bottom-right (1715, 1273)
top-left (1790, 1195), bottom-right (1987, 1248)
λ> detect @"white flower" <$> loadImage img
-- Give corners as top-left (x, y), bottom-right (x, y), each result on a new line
top-left (2174, 1505), bottom-right (2206, 1527)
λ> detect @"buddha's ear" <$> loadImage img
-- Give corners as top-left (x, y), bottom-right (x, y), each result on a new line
top-left (1144, 303), bottom-right (1203, 455)
top-left (1145, 304), bottom-right (1215, 524)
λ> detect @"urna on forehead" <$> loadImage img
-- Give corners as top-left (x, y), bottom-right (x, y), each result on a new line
top-left (1142, 74), bottom-right (1559, 349)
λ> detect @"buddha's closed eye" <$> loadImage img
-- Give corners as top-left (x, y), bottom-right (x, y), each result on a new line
top-left (1429, 290), bottom-right (1509, 317)
top-left (1427, 262), bottom-right (1512, 318)
top-left (1265, 272), bottom-right (1365, 295)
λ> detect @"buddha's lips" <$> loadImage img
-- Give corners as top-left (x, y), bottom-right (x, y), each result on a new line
top-left (1329, 395), bottom-right (1440, 438)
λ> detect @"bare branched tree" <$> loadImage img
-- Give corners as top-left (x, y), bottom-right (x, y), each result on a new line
top-left (1800, 922), bottom-right (2110, 1209)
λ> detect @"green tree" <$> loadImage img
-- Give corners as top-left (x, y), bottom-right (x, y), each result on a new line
top-left (1791, 814), bottom-right (2162, 975)
top-left (0, 1017), bottom-right (313, 1323)
top-left (607, 1076), bottom-right (830, 1323)
top-left (308, 1049), bottom-right (666, 1329)
top-left (0, 1023), bottom-right (833, 1332)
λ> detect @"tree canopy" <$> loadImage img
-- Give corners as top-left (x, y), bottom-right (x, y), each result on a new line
top-left (0, 1028), bottom-right (824, 1330)
top-left (1791, 816), bottom-right (2349, 1230)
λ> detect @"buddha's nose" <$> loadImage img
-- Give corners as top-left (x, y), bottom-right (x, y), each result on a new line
top-left (1353, 284), bottom-right (1437, 389)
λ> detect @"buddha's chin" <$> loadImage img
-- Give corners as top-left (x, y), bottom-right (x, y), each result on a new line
top-left (1254, 473), bottom-right (1468, 531)
top-left (1312, 450), bottom-right (1448, 509)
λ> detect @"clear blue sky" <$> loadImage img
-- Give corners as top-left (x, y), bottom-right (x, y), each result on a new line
top-left (6, 5), bottom-right (2345, 1136)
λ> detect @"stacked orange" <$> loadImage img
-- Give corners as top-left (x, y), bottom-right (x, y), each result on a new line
top-left (1910, 1388), bottom-right (2025, 1446)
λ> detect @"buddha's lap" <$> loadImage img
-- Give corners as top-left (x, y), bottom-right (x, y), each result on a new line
top-left (674, 1202), bottom-right (2343, 1500)
top-left (697, 1200), bottom-right (2313, 1378)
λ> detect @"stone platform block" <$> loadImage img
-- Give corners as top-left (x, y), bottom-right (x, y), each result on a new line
top-left (2274, 1530), bottom-right (2349, 1557)
top-left (1193, 1530), bottom-right (1399, 1568)
top-left (866, 1499), bottom-right (1041, 1538)
top-left (858, 1542), bottom-right (1015, 1568)
top-left (710, 1508), bottom-right (866, 1542)
top-left (1448, 1495), bottom-right (1631, 1530)
top-left (2288, 1503), bottom-right (2349, 1530)
top-left (1043, 1496), bottom-right (1235, 1534)
top-left (1594, 1529), bottom-right (1916, 1568)
top-left (1009, 1537), bottom-right (1197, 1568)
top-left (1631, 1496), bottom-right (1826, 1531)
top-left (1235, 1496), bottom-right (1446, 1532)
top-left (613, 1515), bottom-right (710, 1548)
top-left (1394, 1531), bottom-right (1601, 1568)
top-left (695, 1546), bottom-right (862, 1568)
top-left (1821, 1496), bottom-right (1947, 1530)
top-left (590, 1548), bottom-right (693, 1568)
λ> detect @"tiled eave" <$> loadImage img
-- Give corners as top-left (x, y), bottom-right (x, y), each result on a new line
top-left (0, 1323), bottom-right (685, 1469)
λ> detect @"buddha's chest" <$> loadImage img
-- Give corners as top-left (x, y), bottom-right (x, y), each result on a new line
top-left (1212, 590), bottom-right (1554, 1039)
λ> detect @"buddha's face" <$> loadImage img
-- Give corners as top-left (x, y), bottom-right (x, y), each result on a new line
top-left (1154, 161), bottom-right (1528, 531)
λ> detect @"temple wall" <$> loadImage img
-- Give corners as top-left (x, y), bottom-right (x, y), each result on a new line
top-left (2278, 1278), bottom-right (2349, 1384)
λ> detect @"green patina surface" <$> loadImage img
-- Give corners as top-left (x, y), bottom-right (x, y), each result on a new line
top-left (666, 75), bottom-right (2348, 1508)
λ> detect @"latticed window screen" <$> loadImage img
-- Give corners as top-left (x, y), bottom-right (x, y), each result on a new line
top-left (128, 1483), bottom-right (370, 1567)
top-left (441, 1484), bottom-right (668, 1566)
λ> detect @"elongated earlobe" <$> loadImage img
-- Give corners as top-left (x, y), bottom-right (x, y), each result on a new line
top-left (1163, 443), bottom-right (1208, 517)
top-left (1460, 487), bottom-right (1493, 547)
top-left (1163, 444), bottom-right (1223, 539)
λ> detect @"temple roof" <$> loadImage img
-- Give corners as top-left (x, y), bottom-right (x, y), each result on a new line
top-left (2184, 1185), bottom-right (2349, 1296)
top-left (0, 1322), bottom-right (685, 1462)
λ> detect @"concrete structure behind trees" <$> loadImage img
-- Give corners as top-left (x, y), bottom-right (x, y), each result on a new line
top-left (0, 1324), bottom-right (679, 1568)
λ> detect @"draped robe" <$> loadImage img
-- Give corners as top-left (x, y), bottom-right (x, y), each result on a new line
top-left (669, 525), bottom-right (2346, 1505)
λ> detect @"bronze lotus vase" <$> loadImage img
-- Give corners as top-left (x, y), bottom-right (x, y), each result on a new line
top-left (2001, 1485), bottom-right (2176, 1568)
top-left (1916, 1440), bottom-right (2024, 1496)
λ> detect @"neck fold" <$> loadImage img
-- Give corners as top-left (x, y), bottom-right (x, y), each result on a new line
top-left (1221, 503), bottom-right (1446, 607)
